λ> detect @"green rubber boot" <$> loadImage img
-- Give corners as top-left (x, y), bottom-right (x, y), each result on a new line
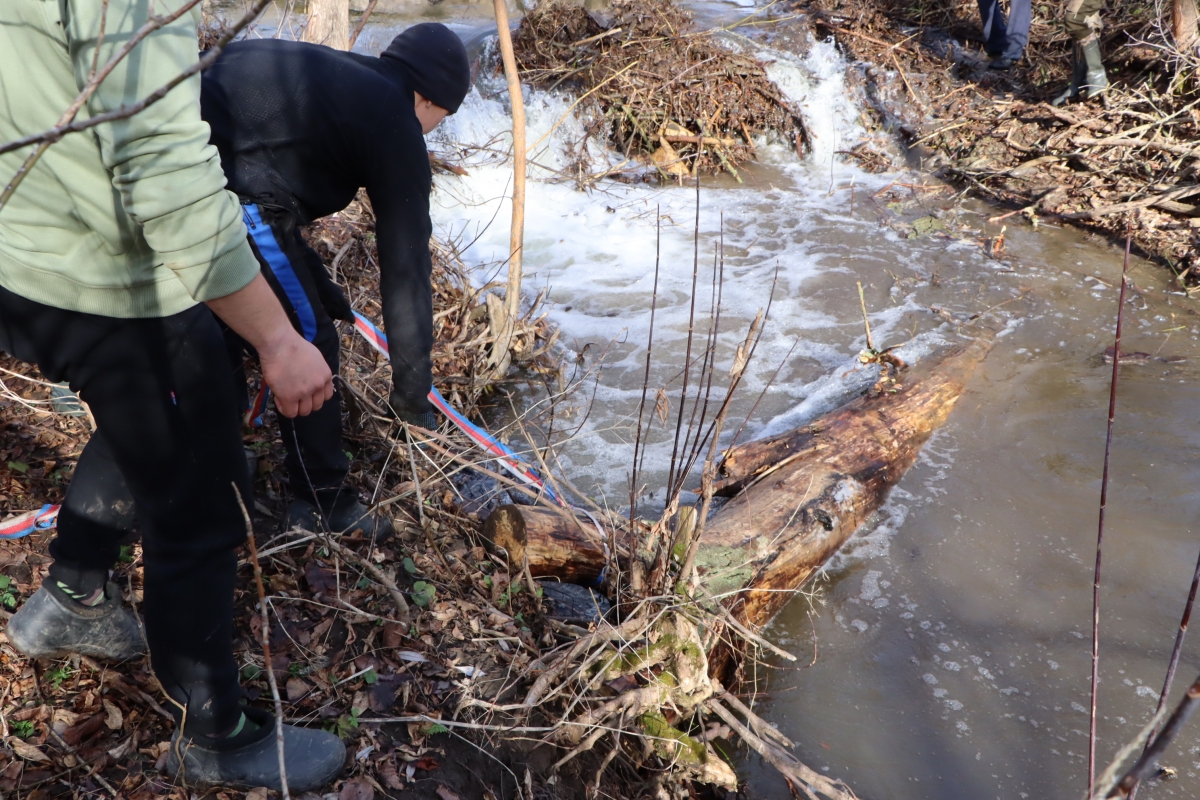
top-left (1051, 43), bottom-right (1087, 106)
top-left (1079, 37), bottom-right (1109, 100)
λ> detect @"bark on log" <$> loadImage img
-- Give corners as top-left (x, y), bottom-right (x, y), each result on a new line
top-left (482, 505), bottom-right (611, 584)
top-left (701, 336), bottom-right (993, 676)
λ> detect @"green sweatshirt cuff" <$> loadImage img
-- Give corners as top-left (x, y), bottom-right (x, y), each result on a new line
top-left (170, 238), bottom-right (260, 303)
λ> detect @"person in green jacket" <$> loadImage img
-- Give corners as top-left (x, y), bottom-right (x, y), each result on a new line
top-left (0, 0), bottom-right (345, 791)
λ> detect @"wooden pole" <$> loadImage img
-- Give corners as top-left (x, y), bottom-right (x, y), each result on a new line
top-left (1174, 0), bottom-right (1200, 52)
top-left (347, 0), bottom-right (379, 50)
top-left (492, 0), bottom-right (527, 375)
top-left (302, 0), bottom-right (349, 50)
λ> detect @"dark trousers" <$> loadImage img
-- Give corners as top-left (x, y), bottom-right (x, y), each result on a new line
top-left (229, 203), bottom-right (351, 507)
top-left (977, 0), bottom-right (1032, 59)
top-left (0, 287), bottom-right (248, 736)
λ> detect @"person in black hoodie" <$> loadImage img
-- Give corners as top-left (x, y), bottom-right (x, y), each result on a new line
top-left (200, 23), bottom-right (471, 536)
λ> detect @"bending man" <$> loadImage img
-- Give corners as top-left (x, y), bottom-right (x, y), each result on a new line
top-left (1, 0), bottom-right (344, 791)
top-left (200, 23), bottom-right (471, 537)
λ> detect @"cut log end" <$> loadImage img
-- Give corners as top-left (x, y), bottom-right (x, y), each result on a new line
top-left (482, 505), bottom-right (610, 585)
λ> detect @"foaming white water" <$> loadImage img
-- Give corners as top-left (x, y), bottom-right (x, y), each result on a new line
top-left (426, 35), bottom-right (951, 507)
top-left (760, 36), bottom-right (866, 170)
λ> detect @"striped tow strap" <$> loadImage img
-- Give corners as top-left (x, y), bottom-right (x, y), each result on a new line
top-left (0, 314), bottom-right (563, 539)
top-left (351, 312), bottom-right (565, 507)
top-left (247, 312), bottom-right (563, 505)
top-left (0, 503), bottom-right (59, 541)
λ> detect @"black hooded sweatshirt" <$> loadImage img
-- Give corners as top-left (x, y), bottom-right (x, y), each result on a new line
top-left (201, 38), bottom-right (434, 416)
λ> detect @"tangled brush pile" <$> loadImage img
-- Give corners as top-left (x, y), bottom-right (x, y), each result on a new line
top-left (512, 0), bottom-right (809, 180)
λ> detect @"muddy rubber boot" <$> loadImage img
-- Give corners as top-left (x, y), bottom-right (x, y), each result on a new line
top-left (285, 495), bottom-right (395, 542)
top-left (167, 706), bottom-right (345, 792)
top-left (1051, 43), bottom-right (1088, 106)
top-left (5, 581), bottom-right (145, 661)
top-left (1079, 37), bottom-right (1109, 100)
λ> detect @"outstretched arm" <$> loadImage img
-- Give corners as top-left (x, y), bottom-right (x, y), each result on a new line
top-left (365, 107), bottom-right (435, 421)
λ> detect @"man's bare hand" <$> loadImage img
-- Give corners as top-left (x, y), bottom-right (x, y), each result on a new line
top-left (259, 333), bottom-right (333, 418)
top-left (206, 273), bottom-right (333, 417)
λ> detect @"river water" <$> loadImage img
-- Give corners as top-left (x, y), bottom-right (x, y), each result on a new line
top-left (222, 1), bottom-right (1200, 796)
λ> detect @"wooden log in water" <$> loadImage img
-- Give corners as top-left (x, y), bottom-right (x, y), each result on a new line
top-left (480, 336), bottom-right (991, 678)
top-left (482, 505), bottom-right (611, 584)
top-left (700, 335), bottom-right (993, 675)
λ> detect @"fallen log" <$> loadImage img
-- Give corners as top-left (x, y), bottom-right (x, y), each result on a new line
top-left (700, 335), bottom-right (993, 675)
top-left (482, 504), bottom-right (612, 584)
top-left (480, 335), bottom-right (992, 677)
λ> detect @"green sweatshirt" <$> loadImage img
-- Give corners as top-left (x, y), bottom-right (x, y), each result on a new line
top-left (0, 0), bottom-right (259, 318)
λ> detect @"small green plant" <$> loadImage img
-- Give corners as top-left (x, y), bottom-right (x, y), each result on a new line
top-left (482, 574), bottom-right (493, 589)
top-left (328, 707), bottom-right (362, 739)
top-left (287, 662), bottom-right (304, 678)
top-left (11, 719), bottom-right (35, 739)
top-left (402, 557), bottom-right (418, 574)
top-left (355, 576), bottom-right (372, 590)
top-left (362, 668), bottom-right (378, 685)
top-left (7, 461), bottom-right (28, 474)
top-left (118, 544), bottom-right (134, 563)
top-left (241, 664), bottom-right (262, 681)
top-left (46, 665), bottom-right (73, 689)
top-left (0, 575), bottom-right (18, 610)
top-left (498, 582), bottom-right (524, 607)
top-left (426, 722), bottom-right (449, 735)
top-left (411, 581), bottom-right (436, 607)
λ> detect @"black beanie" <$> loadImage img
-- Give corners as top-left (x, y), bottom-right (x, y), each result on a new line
top-left (380, 23), bottom-right (471, 114)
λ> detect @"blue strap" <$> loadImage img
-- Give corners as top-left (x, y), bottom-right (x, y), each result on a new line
top-left (243, 205), bottom-right (318, 342)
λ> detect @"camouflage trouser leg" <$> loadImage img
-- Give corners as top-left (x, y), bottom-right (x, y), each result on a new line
top-left (1064, 0), bottom-right (1104, 42)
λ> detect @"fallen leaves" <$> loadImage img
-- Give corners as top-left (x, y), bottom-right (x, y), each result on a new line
top-left (338, 776), bottom-right (375, 800)
top-left (9, 738), bottom-right (50, 762)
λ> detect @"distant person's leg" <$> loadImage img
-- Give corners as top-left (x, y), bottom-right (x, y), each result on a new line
top-left (1054, 0), bottom-right (1107, 103)
top-left (998, 0), bottom-right (1031, 63)
top-left (977, 0), bottom-right (1009, 57)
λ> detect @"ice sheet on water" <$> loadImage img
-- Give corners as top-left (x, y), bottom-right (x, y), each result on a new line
top-left (859, 570), bottom-right (883, 602)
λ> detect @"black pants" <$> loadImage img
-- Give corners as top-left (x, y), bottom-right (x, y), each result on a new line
top-left (229, 203), bottom-right (352, 507)
top-left (0, 287), bottom-right (248, 736)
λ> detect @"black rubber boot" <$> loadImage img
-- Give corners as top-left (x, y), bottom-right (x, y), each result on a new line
top-left (166, 706), bottom-right (345, 791)
top-left (285, 494), bottom-right (395, 542)
top-left (1051, 43), bottom-right (1087, 106)
top-left (1080, 37), bottom-right (1109, 100)
top-left (6, 581), bottom-right (145, 661)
